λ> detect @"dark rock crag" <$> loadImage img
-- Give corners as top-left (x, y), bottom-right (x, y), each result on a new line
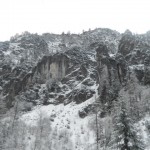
top-left (0, 28), bottom-right (150, 115)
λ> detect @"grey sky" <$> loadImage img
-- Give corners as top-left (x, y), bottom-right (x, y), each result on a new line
top-left (0, 0), bottom-right (150, 41)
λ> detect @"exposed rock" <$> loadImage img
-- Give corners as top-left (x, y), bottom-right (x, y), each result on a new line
top-left (0, 28), bottom-right (150, 116)
top-left (67, 88), bottom-right (95, 104)
top-left (82, 78), bottom-right (95, 86)
top-left (56, 94), bottom-right (65, 103)
top-left (144, 56), bottom-right (150, 84)
top-left (118, 30), bottom-right (136, 56)
top-left (78, 110), bottom-right (87, 118)
top-left (134, 68), bottom-right (144, 82)
top-left (96, 44), bottom-right (122, 105)
top-left (78, 104), bottom-right (96, 118)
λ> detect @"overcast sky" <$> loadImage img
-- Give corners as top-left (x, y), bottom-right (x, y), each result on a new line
top-left (0, 0), bottom-right (150, 41)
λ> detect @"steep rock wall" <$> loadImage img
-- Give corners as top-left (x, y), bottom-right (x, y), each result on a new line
top-left (22, 54), bottom-right (69, 90)
top-left (3, 53), bottom-right (70, 108)
top-left (96, 44), bottom-right (127, 109)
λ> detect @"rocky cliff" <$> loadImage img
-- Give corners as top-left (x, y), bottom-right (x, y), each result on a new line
top-left (0, 29), bottom-right (150, 150)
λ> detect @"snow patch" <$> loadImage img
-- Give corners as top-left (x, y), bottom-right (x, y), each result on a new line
top-left (129, 64), bottom-right (144, 70)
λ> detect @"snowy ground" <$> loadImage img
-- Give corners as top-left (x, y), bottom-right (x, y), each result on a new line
top-left (136, 115), bottom-right (150, 150)
top-left (20, 95), bottom-right (97, 150)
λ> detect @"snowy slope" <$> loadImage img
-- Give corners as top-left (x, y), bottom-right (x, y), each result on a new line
top-left (20, 94), bottom-right (97, 150)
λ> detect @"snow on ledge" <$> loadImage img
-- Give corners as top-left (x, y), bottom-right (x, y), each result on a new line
top-left (129, 64), bottom-right (144, 70)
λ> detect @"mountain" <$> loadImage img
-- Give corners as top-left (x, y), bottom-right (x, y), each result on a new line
top-left (0, 28), bottom-right (150, 150)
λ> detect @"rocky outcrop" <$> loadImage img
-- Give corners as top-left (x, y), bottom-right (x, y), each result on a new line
top-left (118, 30), bottom-right (150, 84)
top-left (23, 54), bottom-right (70, 87)
top-left (118, 30), bottom-right (136, 56)
top-left (1, 28), bottom-right (150, 115)
top-left (1, 53), bottom-right (70, 109)
top-left (67, 88), bottom-right (95, 104)
top-left (144, 56), bottom-right (150, 84)
top-left (94, 30), bottom-right (150, 114)
top-left (96, 44), bottom-right (126, 106)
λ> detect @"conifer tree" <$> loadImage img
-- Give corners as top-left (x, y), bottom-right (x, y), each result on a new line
top-left (110, 100), bottom-right (145, 150)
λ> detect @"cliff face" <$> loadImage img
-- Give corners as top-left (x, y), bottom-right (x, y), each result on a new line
top-left (0, 28), bottom-right (150, 112)
top-left (118, 30), bottom-right (150, 85)
top-left (0, 54), bottom-right (70, 110)
top-left (0, 29), bottom-right (120, 111)
top-left (95, 30), bottom-right (150, 116)
top-left (96, 44), bottom-right (125, 109)
top-left (23, 54), bottom-right (70, 87)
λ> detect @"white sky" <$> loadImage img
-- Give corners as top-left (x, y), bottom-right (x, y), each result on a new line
top-left (0, 0), bottom-right (150, 41)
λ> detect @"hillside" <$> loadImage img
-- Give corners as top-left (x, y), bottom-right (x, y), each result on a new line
top-left (0, 28), bottom-right (150, 150)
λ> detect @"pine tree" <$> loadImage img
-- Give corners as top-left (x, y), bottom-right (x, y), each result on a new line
top-left (110, 100), bottom-right (145, 150)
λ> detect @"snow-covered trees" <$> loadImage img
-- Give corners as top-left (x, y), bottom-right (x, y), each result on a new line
top-left (110, 100), bottom-right (145, 150)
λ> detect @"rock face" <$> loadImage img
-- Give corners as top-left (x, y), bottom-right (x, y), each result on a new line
top-left (95, 30), bottom-right (150, 112)
top-left (1, 53), bottom-right (70, 109)
top-left (0, 28), bottom-right (150, 115)
top-left (118, 30), bottom-right (136, 56)
top-left (118, 30), bottom-right (150, 84)
top-left (144, 56), bottom-right (150, 84)
top-left (67, 88), bottom-right (95, 104)
top-left (23, 54), bottom-right (70, 88)
top-left (96, 44), bottom-right (125, 107)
